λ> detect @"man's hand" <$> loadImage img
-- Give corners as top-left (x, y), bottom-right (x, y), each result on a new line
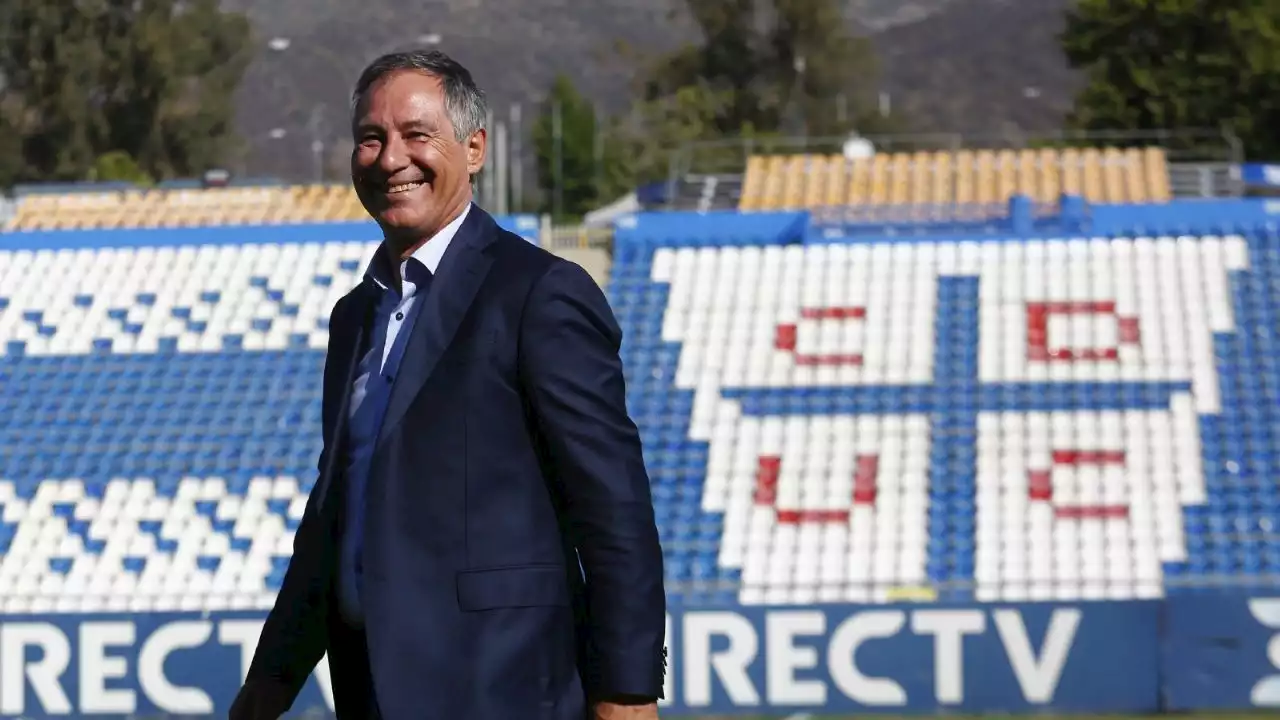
top-left (593, 700), bottom-right (659, 719)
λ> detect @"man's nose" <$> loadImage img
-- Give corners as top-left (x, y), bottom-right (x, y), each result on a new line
top-left (377, 134), bottom-right (410, 176)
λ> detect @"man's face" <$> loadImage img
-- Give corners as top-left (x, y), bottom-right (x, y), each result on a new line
top-left (350, 70), bottom-right (485, 246)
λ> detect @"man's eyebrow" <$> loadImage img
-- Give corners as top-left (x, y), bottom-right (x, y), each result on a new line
top-left (398, 120), bottom-right (436, 132)
top-left (354, 119), bottom-right (435, 135)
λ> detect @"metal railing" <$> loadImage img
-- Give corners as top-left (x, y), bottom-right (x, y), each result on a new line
top-left (664, 127), bottom-right (1246, 204)
top-left (670, 128), bottom-right (1243, 177)
top-left (1170, 162), bottom-right (1246, 198)
top-left (542, 224), bottom-right (615, 252)
top-left (0, 196), bottom-right (15, 229)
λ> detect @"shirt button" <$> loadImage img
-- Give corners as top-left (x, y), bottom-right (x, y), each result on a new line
top-left (386, 375), bottom-right (394, 384)
top-left (395, 311), bottom-right (404, 321)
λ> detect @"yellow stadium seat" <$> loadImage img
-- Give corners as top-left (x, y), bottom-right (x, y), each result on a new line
top-left (953, 151), bottom-right (975, 206)
top-left (1120, 148), bottom-right (1146, 203)
top-left (97, 191), bottom-right (135, 228)
top-left (46, 197), bottom-right (74, 230)
top-left (340, 187), bottom-right (368, 220)
top-left (86, 193), bottom-right (123, 228)
top-left (1016, 149), bottom-right (1038, 202)
top-left (231, 188), bottom-right (263, 224)
top-left (221, 189), bottom-right (248, 225)
top-left (780, 155), bottom-right (807, 209)
top-left (317, 185), bottom-right (344, 221)
top-left (1060, 148), bottom-right (1082, 198)
top-left (217, 189), bottom-right (242, 225)
top-left (57, 196), bottom-right (85, 229)
top-left (822, 155), bottom-right (847, 207)
top-left (759, 156), bottom-right (786, 210)
top-left (1038, 149), bottom-right (1060, 202)
top-left (908, 151), bottom-right (930, 205)
top-left (888, 153), bottom-right (910, 205)
top-left (974, 150), bottom-right (997, 205)
top-left (1081, 148), bottom-right (1105, 202)
top-left (283, 185), bottom-right (312, 223)
top-left (846, 157), bottom-right (870, 205)
top-left (929, 151), bottom-right (952, 206)
top-left (156, 192), bottom-right (188, 227)
top-left (197, 189), bottom-right (224, 225)
top-left (1144, 147), bottom-right (1172, 202)
top-left (132, 192), bottom-right (164, 228)
top-left (1101, 147), bottom-right (1126, 203)
top-left (261, 187), bottom-right (293, 224)
top-left (284, 186), bottom-right (313, 223)
top-left (739, 156), bottom-right (766, 210)
top-left (995, 150), bottom-right (1018, 203)
top-left (62, 195), bottom-right (90, 229)
top-left (868, 154), bottom-right (890, 205)
top-left (53, 196), bottom-right (79, 229)
top-left (802, 156), bottom-right (831, 208)
top-left (12, 202), bottom-right (35, 230)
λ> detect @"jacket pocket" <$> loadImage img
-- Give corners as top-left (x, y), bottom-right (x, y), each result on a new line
top-left (456, 564), bottom-right (570, 611)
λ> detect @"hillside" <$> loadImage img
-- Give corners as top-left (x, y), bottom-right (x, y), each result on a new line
top-left (224, 0), bottom-right (1076, 180)
top-left (874, 0), bottom-right (1080, 135)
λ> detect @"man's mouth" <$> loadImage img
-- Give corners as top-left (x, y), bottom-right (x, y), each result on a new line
top-left (385, 181), bottom-right (424, 194)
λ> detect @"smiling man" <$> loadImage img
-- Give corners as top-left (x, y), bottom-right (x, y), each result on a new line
top-left (230, 50), bottom-right (666, 720)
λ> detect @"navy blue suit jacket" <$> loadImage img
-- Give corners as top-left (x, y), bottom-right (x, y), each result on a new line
top-left (234, 207), bottom-right (666, 719)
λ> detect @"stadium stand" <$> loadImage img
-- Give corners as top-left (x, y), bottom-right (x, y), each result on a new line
top-left (616, 226), bottom-right (1267, 605)
top-left (738, 147), bottom-right (1174, 212)
top-left (2, 182), bottom-right (1277, 621)
top-left (7, 184), bottom-right (369, 230)
top-left (0, 127), bottom-right (1272, 621)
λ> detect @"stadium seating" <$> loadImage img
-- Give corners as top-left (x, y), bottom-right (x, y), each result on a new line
top-left (0, 238), bottom-right (372, 613)
top-left (610, 225), bottom-right (1277, 605)
top-left (8, 185), bottom-right (368, 230)
top-left (739, 147), bottom-right (1173, 212)
top-left (0, 198), bottom-right (1276, 614)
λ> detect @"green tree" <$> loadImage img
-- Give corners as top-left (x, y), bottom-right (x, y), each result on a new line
top-left (1061, 0), bottom-right (1280, 159)
top-left (640, 0), bottom-right (884, 138)
top-left (612, 85), bottom-right (747, 186)
top-left (90, 151), bottom-right (154, 186)
top-left (532, 74), bottom-right (610, 219)
top-left (0, 0), bottom-right (253, 187)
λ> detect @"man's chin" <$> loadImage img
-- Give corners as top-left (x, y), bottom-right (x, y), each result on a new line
top-left (375, 206), bottom-right (424, 229)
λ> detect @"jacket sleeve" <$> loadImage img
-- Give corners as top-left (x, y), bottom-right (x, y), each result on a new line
top-left (518, 259), bottom-right (667, 700)
top-left (234, 298), bottom-right (349, 716)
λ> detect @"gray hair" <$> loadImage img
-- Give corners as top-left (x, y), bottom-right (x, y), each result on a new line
top-left (350, 49), bottom-right (488, 142)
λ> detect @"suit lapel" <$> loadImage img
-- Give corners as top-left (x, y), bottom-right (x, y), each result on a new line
top-left (315, 279), bottom-right (379, 512)
top-left (376, 206), bottom-right (497, 450)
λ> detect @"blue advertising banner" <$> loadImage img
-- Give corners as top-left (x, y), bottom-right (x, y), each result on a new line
top-left (1161, 594), bottom-right (1280, 711)
top-left (0, 612), bottom-right (329, 717)
top-left (1241, 163), bottom-right (1280, 187)
top-left (658, 602), bottom-right (1158, 715)
top-left (0, 602), bottom-right (1161, 717)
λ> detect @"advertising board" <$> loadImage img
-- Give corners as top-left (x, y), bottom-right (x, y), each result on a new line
top-left (0, 602), bottom-right (1160, 717)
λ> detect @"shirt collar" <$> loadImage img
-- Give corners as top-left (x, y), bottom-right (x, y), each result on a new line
top-left (365, 202), bottom-right (472, 291)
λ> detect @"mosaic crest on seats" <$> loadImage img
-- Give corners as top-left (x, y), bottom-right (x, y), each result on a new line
top-left (645, 236), bottom-right (1255, 604)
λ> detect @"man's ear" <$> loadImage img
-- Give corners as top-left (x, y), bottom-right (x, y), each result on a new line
top-left (465, 128), bottom-right (487, 175)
